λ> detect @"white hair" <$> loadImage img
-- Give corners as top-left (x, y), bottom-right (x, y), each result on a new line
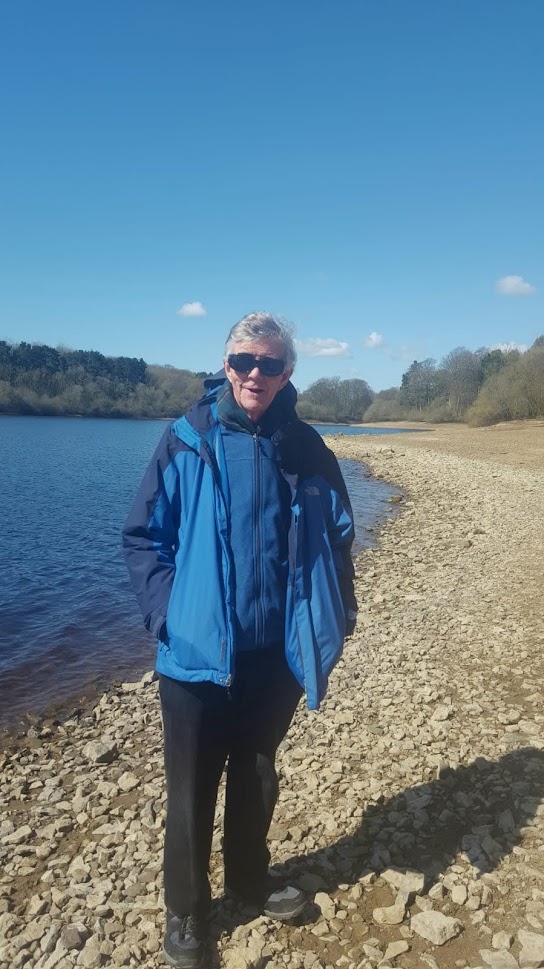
top-left (225, 312), bottom-right (297, 371)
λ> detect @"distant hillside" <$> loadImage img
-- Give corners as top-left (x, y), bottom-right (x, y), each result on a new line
top-left (0, 341), bottom-right (211, 418)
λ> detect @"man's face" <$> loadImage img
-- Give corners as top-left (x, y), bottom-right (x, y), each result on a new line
top-left (224, 337), bottom-right (292, 423)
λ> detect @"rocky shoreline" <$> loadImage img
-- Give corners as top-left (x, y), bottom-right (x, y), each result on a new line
top-left (2, 424), bottom-right (544, 969)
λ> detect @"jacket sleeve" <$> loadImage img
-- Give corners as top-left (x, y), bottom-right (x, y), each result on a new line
top-left (295, 425), bottom-right (358, 636)
top-left (321, 446), bottom-right (358, 636)
top-left (122, 425), bottom-right (182, 640)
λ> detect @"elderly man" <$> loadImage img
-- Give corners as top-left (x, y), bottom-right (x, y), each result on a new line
top-left (123, 313), bottom-right (356, 968)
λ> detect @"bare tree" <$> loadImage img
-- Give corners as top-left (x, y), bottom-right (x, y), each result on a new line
top-left (399, 359), bottom-right (445, 410)
top-left (441, 347), bottom-right (481, 417)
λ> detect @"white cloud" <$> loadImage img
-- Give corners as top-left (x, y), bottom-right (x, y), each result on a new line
top-left (363, 331), bottom-right (384, 348)
top-left (296, 338), bottom-right (350, 357)
top-left (496, 275), bottom-right (536, 296)
top-left (177, 301), bottom-right (207, 316)
top-left (489, 341), bottom-right (528, 353)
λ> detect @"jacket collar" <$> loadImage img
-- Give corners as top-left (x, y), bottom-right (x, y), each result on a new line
top-left (174, 370), bottom-right (299, 449)
top-left (216, 379), bottom-right (298, 437)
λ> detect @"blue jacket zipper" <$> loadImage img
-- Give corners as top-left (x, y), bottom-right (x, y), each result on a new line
top-left (291, 511), bottom-right (305, 684)
top-left (253, 431), bottom-right (264, 644)
top-left (202, 439), bottom-right (235, 690)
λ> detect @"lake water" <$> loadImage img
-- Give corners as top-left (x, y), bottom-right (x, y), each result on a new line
top-left (0, 416), bottom-right (412, 728)
top-left (311, 424), bottom-right (422, 436)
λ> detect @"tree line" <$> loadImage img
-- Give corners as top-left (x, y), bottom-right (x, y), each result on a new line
top-left (0, 341), bottom-right (208, 419)
top-left (298, 338), bottom-right (544, 426)
top-left (1, 336), bottom-right (543, 425)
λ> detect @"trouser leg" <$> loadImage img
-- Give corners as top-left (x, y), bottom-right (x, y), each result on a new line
top-left (159, 673), bottom-right (229, 919)
top-left (223, 648), bottom-right (303, 900)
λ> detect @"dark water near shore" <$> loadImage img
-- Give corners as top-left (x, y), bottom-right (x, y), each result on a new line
top-left (0, 416), bottom-right (409, 728)
top-left (312, 424), bottom-right (423, 436)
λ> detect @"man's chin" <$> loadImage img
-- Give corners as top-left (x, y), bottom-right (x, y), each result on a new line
top-left (245, 409), bottom-right (265, 422)
top-left (242, 395), bottom-right (266, 420)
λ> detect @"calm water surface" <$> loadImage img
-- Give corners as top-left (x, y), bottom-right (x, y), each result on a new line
top-left (0, 416), bottom-right (411, 727)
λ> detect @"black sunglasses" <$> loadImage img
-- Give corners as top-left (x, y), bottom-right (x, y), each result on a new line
top-left (227, 353), bottom-right (285, 377)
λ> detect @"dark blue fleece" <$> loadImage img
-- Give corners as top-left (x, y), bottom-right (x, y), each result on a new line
top-left (218, 384), bottom-right (292, 651)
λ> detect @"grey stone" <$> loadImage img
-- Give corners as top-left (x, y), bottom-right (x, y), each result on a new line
top-left (493, 932), bottom-right (515, 950)
top-left (314, 892), bottom-right (336, 921)
top-left (21, 918), bottom-right (48, 944)
top-left (298, 872), bottom-right (327, 893)
top-left (117, 772), bottom-right (139, 793)
top-left (111, 942), bottom-right (132, 965)
top-left (480, 949), bottom-right (519, 969)
top-left (373, 894), bottom-right (407, 926)
top-left (431, 704), bottom-right (452, 722)
top-left (26, 894), bottom-right (49, 917)
top-left (223, 947), bottom-right (255, 969)
top-left (497, 810), bottom-right (516, 833)
top-left (77, 935), bottom-right (103, 968)
top-left (420, 957), bottom-right (440, 969)
top-left (518, 930), bottom-right (544, 968)
top-left (451, 885), bottom-right (468, 905)
top-left (384, 940), bottom-right (410, 960)
top-left (60, 925), bottom-right (84, 950)
top-left (362, 943), bottom-right (383, 963)
top-left (40, 922), bottom-right (62, 956)
top-left (41, 940), bottom-right (71, 969)
top-left (82, 740), bottom-right (118, 764)
top-left (381, 867), bottom-right (425, 897)
top-left (3, 824), bottom-right (33, 846)
top-left (410, 911), bottom-right (463, 945)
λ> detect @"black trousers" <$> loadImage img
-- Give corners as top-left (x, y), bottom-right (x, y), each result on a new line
top-left (159, 647), bottom-right (303, 919)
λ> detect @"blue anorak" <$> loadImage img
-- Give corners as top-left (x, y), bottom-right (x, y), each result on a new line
top-left (122, 376), bottom-right (356, 710)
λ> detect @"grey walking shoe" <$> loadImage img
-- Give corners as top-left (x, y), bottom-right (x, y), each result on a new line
top-left (262, 884), bottom-right (307, 921)
top-left (226, 882), bottom-right (307, 921)
top-left (163, 912), bottom-right (205, 968)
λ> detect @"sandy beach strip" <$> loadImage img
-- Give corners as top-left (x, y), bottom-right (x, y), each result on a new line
top-left (1, 422), bottom-right (544, 969)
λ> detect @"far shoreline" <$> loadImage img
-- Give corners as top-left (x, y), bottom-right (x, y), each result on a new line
top-left (3, 411), bottom-right (543, 432)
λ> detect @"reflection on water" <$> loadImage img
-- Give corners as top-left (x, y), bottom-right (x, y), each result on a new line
top-left (312, 424), bottom-right (426, 436)
top-left (339, 459), bottom-right (399, 553)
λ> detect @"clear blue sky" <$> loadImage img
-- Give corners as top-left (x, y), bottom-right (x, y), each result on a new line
top-left (1, 0), bottom-right (542, 390)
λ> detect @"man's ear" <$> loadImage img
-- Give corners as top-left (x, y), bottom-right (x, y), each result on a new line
top-left (279, 369), bottom-right (293, 390)
top-left (224, 358), bottom-right (234, 384)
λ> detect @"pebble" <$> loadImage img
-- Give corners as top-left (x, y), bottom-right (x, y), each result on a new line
top-left (493, 932), bottom-right (515, 950)
top-left (314, 892), bottom-right (336, 921)
top-left (82, 740), bottom-right (118, 765)
top-left (480, 949), bottom-right (520, 969)
top-left (451, 885), bottom-right (468, 906)
top-left (518, 929), bottom-right (544, 968)
top-left (380, 867), bottom-right (425, 897)
top-left (410, 911), bottom-right (463, 945)
top-left (373, 893), bottom-right (407, 926)
top-left (383, 940), bottom-right (410, 960)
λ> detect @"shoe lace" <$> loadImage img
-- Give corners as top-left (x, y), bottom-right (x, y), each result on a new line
top-left (168, 913), bottom-right (204, 943)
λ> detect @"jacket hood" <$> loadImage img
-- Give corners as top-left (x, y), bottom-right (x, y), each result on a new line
top-left (203, 368), bottom-right (227, 392)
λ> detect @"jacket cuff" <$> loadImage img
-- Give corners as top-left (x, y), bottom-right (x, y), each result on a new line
top-left (149, 613), bottom-right (167, 641)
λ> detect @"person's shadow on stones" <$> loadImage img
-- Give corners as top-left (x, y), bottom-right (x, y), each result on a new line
top-left (208, 746), bottom-right (544, 951)
top-left (274, 745), bottom-right (544, 899)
